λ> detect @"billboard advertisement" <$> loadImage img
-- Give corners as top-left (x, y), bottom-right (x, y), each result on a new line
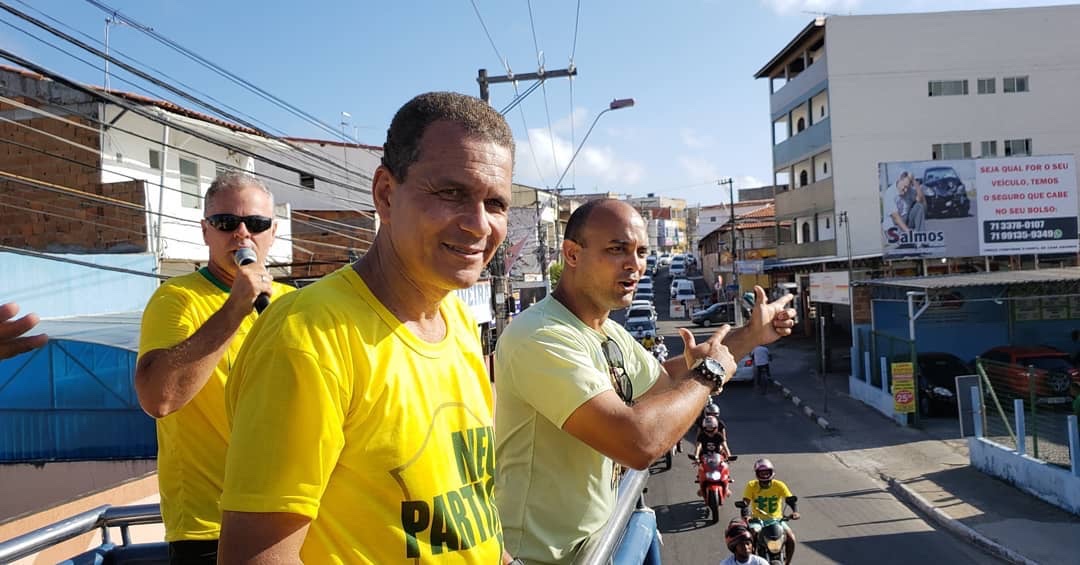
top-left (879, 155), bottom-right (1078, 258)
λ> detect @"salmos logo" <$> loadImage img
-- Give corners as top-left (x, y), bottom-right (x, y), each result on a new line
top-left (885, 227), bottom-right (946, 245)
top-left (401, 425), bottom-right (501, 558)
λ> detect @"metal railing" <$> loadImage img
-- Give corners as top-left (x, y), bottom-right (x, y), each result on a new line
top-left (975, 358), bottom-right (1076, 468)
top-left (2, 473), bottom-right (657, 565)
top-left (575, 468), bottom-right (655, 565)
top-left (0, 503), bottom-right (165, 563)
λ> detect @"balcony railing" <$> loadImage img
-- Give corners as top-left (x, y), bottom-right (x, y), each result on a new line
top-left (777, 238), bottom-right (837, 260)
top-left (774, 118), bottom-right (830, 169)
top-left (771, 54), bottom-right (828, 119)
top-left (774, 177), bottom-right (834, 220)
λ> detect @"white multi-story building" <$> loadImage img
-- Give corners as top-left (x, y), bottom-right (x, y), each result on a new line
top-left (757, 6), bottom-right (1080, 273)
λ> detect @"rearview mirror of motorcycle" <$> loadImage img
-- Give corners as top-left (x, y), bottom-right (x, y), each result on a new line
top-left (734, 500), bottom-right (748, 509)
top-left (728, 455), bottom-right (738, 462)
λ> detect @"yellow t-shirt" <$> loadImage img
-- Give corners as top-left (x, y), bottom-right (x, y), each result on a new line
top-left (222, 267), bottom-right (502, 564)
top-left (742, 478), bottom-right (794, 521)
top-left (137, 268), bottom-right (293, 542)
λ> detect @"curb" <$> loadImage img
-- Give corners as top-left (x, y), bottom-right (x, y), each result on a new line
top-left (885, 477), bottom-right (1039, 565)
top-left (772, 379), bottom-right (832, 431)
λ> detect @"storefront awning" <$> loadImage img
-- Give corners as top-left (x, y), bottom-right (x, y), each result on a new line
top-left (857, 267), bottom-right (1080, 290)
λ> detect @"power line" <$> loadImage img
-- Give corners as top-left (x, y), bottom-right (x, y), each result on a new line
top-left (0, 244), bottom-right (168, 279)
top-left (568, 0), bottom-right (581, 188)
top-left (468, 0), bottom-right (507, 67)
top-left (0, 92), bottom-right (376, 215)
top-left (0, 2), bottom-right (370, 186)
top-left (570, 0), bottom-right (582, 61)
top-left (525, 0), bottom-right (560, 176)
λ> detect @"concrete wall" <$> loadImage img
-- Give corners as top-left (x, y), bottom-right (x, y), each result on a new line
top-left (969, 436), bottom-right (1080, 515)
top-left (849, 375), bottom-right (904, 424)
top-left (826, 5), bottom-right (1080, 260)
top-left (0, 459), bottom-right (157, 523)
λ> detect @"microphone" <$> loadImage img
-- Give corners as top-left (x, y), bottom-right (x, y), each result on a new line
top-left (234, 248), bottom-right (271, 313)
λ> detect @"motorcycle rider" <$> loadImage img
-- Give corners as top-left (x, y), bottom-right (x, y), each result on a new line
top-left (693, 415), bottom-right (729, 497)
top-left (740, 458), bottom-right (800, 565)
top-left (651, 334), bottom-right (668, 363)
top-left (640, 331), bottom-right (657, 350)
top-left (720, 521), bottom-right (768, 565)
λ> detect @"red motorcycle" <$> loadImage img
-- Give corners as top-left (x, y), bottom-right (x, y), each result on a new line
top-left (691, 453), bottom-right (737, 523)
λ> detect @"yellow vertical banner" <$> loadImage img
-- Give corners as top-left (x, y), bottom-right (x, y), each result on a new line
top-left (891, 362), bottom-right (916, 414)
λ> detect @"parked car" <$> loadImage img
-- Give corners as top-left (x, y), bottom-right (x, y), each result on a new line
top-left (730, 355), bottom-right (755, 382)
top-left (629, 299), bottom-right (653, 310)
top-left (674, 286), bottom-right (696, 304)
top-left (634, 290), bottom-right (655, 303)
top-left (625, 305), bottom-right (656, 324)
top-left (915, 352), bottom-right (970, 416)
top-left (978, 346), bottom-right (1080, 404)
top-left (626, 319), bottom-right (658, 341)
top-left (691, 303), bottom-right (734, 327)
top-left (658, 253), bottom-right (673, 267)
top-left (920, 166), bottom-right (971, 218)
top-left (670, 278), bottom-right (694, 299)
top-left (669, 260), bottom-right (686, 277)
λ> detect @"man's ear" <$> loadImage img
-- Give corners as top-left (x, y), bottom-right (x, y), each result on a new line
top-left (562, 239), bottom-right (582, 268)
top-left (372, 165), bottom-right (396, 223)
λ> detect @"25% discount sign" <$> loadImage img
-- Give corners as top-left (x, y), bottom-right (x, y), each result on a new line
top-left (891, 362), bottom-right (916, 414)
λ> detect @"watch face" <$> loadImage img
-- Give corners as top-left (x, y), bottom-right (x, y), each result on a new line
top-left (704, 357), bottom-right (725, 376)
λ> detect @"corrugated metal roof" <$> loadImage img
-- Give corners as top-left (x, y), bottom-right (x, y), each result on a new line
top-left (33, 311), bottom-right (142, 353)
top-left (859, 267), bottom-right (1080, 289)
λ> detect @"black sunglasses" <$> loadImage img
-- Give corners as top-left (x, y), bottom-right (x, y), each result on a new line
top-left (204, 214), bottom-right (273, 234)
top-left (601, 337), bottom-right (634, 405)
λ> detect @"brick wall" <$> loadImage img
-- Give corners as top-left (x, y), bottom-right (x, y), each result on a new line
top-left (0, 99), bottom-right (148, 253)
top-left (289, 210), bottom-right (375, 279)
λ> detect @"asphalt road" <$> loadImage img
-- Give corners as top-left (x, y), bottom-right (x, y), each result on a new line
top-left (618, 268), bottom-right (993, 564)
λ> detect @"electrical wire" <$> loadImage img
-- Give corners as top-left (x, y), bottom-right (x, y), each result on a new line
top-left (0, 56), bottom-right (375, 210)
top-left (468, 0), bottom-right (507, 67)
top-left (0, 93), bottom-right (377, 217)
top-left (0, 2), bottom-right (371, 186)
top-left (525, 0), bottom-right (560, 176)
top-left (82, 0), bottom-right (381, 149)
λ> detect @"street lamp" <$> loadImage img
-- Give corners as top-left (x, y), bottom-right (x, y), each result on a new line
top-left (553, 98), bottom-right (634, 190)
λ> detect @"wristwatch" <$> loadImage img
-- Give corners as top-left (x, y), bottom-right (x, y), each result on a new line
top-left (691, 357), bottom-right (726, 393)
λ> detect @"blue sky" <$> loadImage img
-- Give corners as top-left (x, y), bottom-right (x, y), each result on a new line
top-left (5, 0), bottom-right (1074, 206)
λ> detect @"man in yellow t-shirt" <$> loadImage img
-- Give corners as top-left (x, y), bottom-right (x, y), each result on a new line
top-left (740, 458), bottom-right (801, 565)
top-left (136, 173), bottom-right (292, 564)
top-left (218, 92), bottom-right (517, 564)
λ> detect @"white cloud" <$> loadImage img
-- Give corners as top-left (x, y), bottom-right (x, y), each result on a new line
top-left (680, 128), bottom-right (714, 150)
top-left (514, 126), bottom-right (644, 189)
top-left (678, 156), bottom-right (720, 183)
top-left (758, 0), bottom-right (862, 16)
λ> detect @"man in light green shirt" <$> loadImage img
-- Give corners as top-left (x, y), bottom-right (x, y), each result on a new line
top-left (494, 199), bottom-right (797, 564)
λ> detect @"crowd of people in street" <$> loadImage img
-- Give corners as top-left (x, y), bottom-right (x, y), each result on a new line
top-left (1, 91), bottom-right (800, 565)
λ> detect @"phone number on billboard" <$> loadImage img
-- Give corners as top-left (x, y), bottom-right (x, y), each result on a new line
top-left (983, 217), bottom-right (1078, 243)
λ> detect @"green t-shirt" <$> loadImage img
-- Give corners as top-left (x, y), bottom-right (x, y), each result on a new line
top-left (494, 296), bottom-right (660, 565)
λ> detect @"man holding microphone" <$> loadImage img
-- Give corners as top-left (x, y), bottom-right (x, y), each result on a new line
top-left (135, 172), bottom-right (293, 564)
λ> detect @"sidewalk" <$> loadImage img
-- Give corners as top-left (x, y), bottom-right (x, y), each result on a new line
top-left (768, 335), bottom-right (1080, 565)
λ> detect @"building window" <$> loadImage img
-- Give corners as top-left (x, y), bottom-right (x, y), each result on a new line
top-left (825, 217), bottom-right (831, 229)
top-left (1004, 138), bottom-right (1032, 156)
top-left (1003, 76), bottom-right (1029, 93)
top-left (180, 157), bottom-right (201, 209)
top-left (928, 79), bottom-right (968, 97)
top-left (820, 105), bottom-right (825, 118)
top-left (980, 140), bottom-right (998, 157)
top-left (149, 149), bottom-right (162, 170)
top-left (822, 162), bottom-right (828, 174)
top-left (977, 78), bottom-right (995, 94)
top-left (801, 222), bottom-right (811, 243)
top-left (799, 170), bottom-right (808, 187)
top-left (215, 163), bottom-right (233, 178)
top-left (300, 172), bottom-right (316, 189)
top-left (796, 117), bottom-right (806, 132)
top-left (932, 142), bottom-right (971, 160)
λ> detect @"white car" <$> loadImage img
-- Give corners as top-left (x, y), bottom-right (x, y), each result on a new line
top-left (625, 305), bottom-right (656, 324)
top-left (674, 286), bottom-right (696, 303)
top-left (730, 355), bottom-right (755, 382)
top-left (670, 278), bottom-right (693, 299)
top-left (629, 299), bottom-right (653, 310)
top-left (658, 253), bottom-right (673, 267)
top-left (637, 281), bottom-right (654, 294)
top-left (669, 263), bottom-right (686, 277)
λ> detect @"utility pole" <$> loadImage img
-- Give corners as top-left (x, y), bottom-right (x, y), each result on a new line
top-left (719, 178), bottom-right (740, 324)
top-left (478, 66), bottom-right (577, 339)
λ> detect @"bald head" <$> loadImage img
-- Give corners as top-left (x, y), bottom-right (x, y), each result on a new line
top-left (564, 199), bottom-right (643, 246)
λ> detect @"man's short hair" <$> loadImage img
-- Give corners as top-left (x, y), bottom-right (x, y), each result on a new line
top-left (382, 92), bottom-right (515, 182)
top-left (564, 198), bottom-right (615, 245)
top-left (204, 171), bottom-right (272, 211)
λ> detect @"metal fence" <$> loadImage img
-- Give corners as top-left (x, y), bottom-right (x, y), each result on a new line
top-left (975, 358), bottom-right (1075, 468)
top-left (869, 330), bottom-right (916, 390)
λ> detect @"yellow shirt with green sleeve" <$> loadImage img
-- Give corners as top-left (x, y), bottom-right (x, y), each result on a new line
top-left (221, 267), bottom-right (502, 564)
top-left (137, 268), bottom-right (293, 542)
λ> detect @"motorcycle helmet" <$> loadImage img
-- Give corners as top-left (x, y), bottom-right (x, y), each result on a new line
top-left (754, 458), bottom-right (775, 482)
top-left (702, 416), bottom-right (718, 432)
top-left (704, 403), bottom-right (720, 417)
top-left (725, 522), bottom-right (753, 552)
